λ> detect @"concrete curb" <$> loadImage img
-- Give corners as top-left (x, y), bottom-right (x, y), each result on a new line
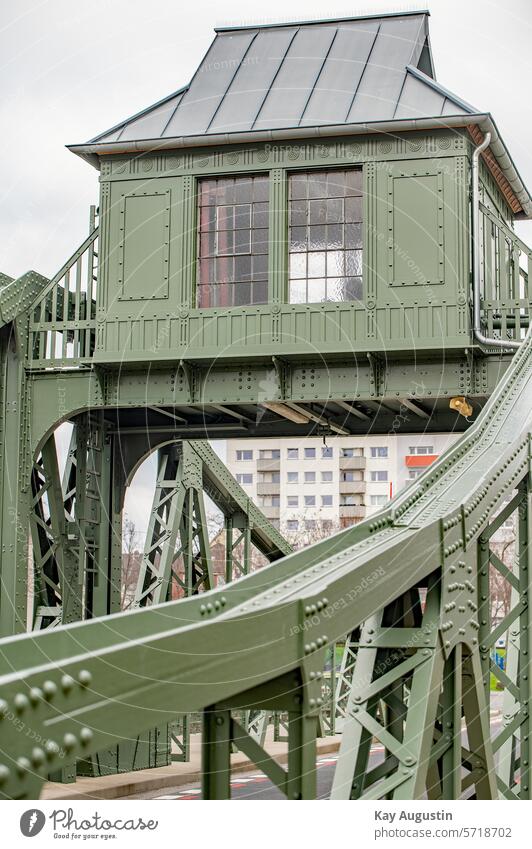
top-left (42, 738), bottom-right (342, 801)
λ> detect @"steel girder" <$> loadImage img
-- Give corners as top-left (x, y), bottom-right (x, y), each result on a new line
top-left (0, 328), bottom-right (531, 799)
top-left (131, 439), bottom-right (293, 761)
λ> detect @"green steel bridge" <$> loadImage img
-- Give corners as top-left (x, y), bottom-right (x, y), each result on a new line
top-left (0, 11), bottom-right (531, 800)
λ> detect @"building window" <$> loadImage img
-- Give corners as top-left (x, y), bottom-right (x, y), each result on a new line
top-left (288, 169), bottom-right (363, 304)
top-left (287, 496), bottom-right (299, 507)
top-left (236, 473), bottom-right (253, 485)
top-left (236, 450), bottom-right (253, 461)
top-left (322, 519), bottom-right (333, 532)
top-left (341, 447), bottom-right (362, 458)
top-left (259, 449), bottom-right (280, 460)
top-left (341, 470), bottom-right (361, 482)
top-left (322, 446), bottom-right (333, 458)
top-left (287, 447), bottom-right (299, 459)
top-left (304, 447), bottom-right (316, 459)
top-left (371, 470), bottom-right (388, 482)
top-left (408, 469), bottom-right (424, 479)
top-left (287, 520), bottom-right (299, 531)
top-left (370, 446), bottom-right (388, 458)
top-left (305, 519), bottom-right (317, 530)
top-left (340, 494), bottom-right (359, 506)
top-left (321, 471), bottom-right (333, 482)
top-left (370, 494), bottom-right (388, 506)
top-left (304, 495), bottom-right (316, 507)
top-left (258, 495), bottom-right (280, 507)
top-left (408, 445), bottom-right (434, 455)
top-left (322, 495), bottom-right (333, 507)
top-left (304, 471), bottom-right (316, 483)
top-left (287, 472), bottom-right (299, 483)
top-left (258, 471), bottom-right (280, 484)
top-left (197, 175), bottom-right (269, 308)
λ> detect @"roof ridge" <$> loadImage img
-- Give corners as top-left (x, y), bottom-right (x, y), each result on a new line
top-left (214, 10), bottom-right (430, 33)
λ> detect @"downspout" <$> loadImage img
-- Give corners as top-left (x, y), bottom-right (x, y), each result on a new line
top-left (471, 131), bottom-right (520, 350)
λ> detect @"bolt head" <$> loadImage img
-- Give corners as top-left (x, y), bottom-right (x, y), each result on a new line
top-left (78, 670), bottom-right (92, 687)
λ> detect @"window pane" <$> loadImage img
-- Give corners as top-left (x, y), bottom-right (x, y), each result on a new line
top-left (290, 253), bottom-right (306, 279)
top-left (308, 252), bottom-right (325, 278)
top-left (289, 169), bottom-right (363, 305)
top-left (307, 279), bottom-right (326, 302)
top-left (289, 280), bottom-right (307, 303)
top-left (197, 175), bottom-right (269, 307)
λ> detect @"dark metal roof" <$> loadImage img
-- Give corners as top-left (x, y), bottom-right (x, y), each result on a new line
top-left (88, 11), bottom-right (476, 144)
top-left (72, 12), bottom-right (532, 217)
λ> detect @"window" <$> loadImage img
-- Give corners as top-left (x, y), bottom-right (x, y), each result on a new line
top-left (371, 494), bottom-right (388, 506)
top-left (341, 470), bottom-right (362, 482)
top-left (408, 469), bottom-right (424, 479)
top-left (287, 520), bottom-right (299, 531)
top-left (258, 495), bottom-right (280, 507)
top-left (304, 471), bottom-right (316, 484)
top-left (340, 494), bottom-right (359, 506)
top-left (236, 473), bottom-right (253, 485)
top-left (259, 449), bottom-right (280, 460)
top-left (258, 471), bottom-right (280, 484)
top-left (305, 520), bottom-right (317, 530)
top-left (322, 495), bottom-right (333, 507)
top-left (408, 445), bottom-right (434, 455)
top-left (287, 472), bottom-right (299, 483)
top-left (197, 175), bottom-right (269, 307)
top-left (321, 471), bottom-right (333, 482)
top-left (371, 470), bottom-right (388, 482)
top-left (287, 447), bottom-right (299, 460)
top-left (304, 447), bottom-right (316, 459)
top-left (236, 450), bottom-right (253, 461)
top-left (371, 447), bottom-right (388, 458)
top-left (287, 496), bottom-right (299, 507)
top-left (289, 169), bottom-right (363, 304)
top-left (322, 520), bottom-right (333, 532)
top-left (322, 446), bottom-right (333, 458)
top-left (304, 495), bottom-right (316, 507)
top-left (341, 447), bottom-right (362, 458)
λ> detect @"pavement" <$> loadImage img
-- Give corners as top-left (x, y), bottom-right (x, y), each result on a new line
top-left (41, 729), bottom-right (342, 801)
top-left (42, 691), bottom-right (505, 801)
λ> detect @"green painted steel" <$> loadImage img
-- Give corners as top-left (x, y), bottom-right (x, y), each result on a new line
top-left (1, 12), bottom-right (532, 800)
top-left (0, 324), bottom-right (531, 799)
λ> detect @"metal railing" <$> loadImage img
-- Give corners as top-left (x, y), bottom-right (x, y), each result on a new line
top-left (479, 202), bottom-right (531, 344)
top-left (28, 209), bottom-right (98, 367)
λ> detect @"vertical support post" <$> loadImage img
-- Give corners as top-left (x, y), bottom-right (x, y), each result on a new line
top-left (440, 644), bottom-right (463, 800)
top-left (0, 327), bottom-right (31, 635)
top-left (286, 710), bottom-right (317, 800)
top-left (517, 477), bottom-right (531, 799)
top-left (202, 707), bottom-right (232, 800)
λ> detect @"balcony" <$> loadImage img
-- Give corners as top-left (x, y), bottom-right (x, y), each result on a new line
top-left (257, 458), bottom-right (281, 473)
top-left (339, 481), bottom-right (366, 495)
top-left (261, 506), bottom-right (280, 521)
top-left (339, 456), bottom-right (366, 471)
top-left (256, 482), bottom-right (280, 496)
top-left (339, 505), bottom-right (366, 519)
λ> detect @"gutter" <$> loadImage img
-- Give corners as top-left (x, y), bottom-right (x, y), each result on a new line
top-left (471, 131), bottom-right (520, 351)
top-left (67, 112), bottom-right (532, 219)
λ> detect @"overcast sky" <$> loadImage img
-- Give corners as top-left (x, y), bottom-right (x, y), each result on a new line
top-left (2, 0), bottom-right (531, 533)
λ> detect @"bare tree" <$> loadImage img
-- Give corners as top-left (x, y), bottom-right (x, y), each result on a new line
top-left (490, 532), bottom-right (515, 633)
top-left (121, 517), bottom-right (142, 609)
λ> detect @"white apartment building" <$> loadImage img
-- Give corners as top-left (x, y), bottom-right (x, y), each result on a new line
top-left (225, 433), bottom-right (459, 534)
